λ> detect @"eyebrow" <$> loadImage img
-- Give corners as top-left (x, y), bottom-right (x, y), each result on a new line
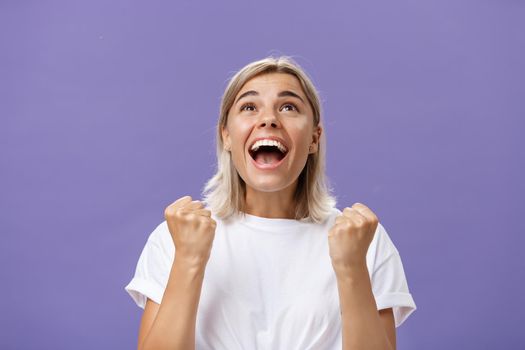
top-left (234, 90), bottom-right (305, 105)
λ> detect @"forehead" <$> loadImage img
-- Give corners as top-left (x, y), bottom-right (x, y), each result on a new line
top-left (238, 72), bottom-right (304, 95)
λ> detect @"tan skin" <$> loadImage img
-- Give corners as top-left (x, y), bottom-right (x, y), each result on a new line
top-left (136, 73), bottom-right (396, 349)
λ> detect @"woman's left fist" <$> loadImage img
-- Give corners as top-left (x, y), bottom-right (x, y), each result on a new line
top-left (328, 203), bottom-right (379, 273)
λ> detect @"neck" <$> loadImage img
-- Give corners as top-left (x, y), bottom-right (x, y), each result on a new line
top-left (244, 181), bottom-right (297, 219)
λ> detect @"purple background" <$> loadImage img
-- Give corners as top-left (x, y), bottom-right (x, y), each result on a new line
top-left (1, 0), bottom-right (523, 349)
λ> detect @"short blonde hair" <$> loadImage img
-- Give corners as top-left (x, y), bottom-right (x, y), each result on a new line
top-left (202, 56), bottom-right (336, 223)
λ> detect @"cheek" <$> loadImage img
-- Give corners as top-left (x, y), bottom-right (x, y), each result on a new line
top-left (227, 120), bottom-right (251, 149)
top-left (227, 120), bottom-right (253, 164)
top-left (288, 122), bottom-right (313, 153)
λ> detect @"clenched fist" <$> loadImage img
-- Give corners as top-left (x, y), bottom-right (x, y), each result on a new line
top-left (328, 203), bottom-right (379, 274)
top-left (164, 196), bottom-right (217, 268)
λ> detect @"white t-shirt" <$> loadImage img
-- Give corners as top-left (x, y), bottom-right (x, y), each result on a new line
top-left (125, 207), bottom-right (416, 349)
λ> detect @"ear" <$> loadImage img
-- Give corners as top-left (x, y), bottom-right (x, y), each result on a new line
top-left (221, 125), bottom-right (231, 151)
top-left (309, 125), bottom-right (322, 154)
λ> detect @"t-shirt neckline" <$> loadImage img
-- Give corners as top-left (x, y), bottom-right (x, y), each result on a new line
top-left (238, 211), bottom-right (312, 229)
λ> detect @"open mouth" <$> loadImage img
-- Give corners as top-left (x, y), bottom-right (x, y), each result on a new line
top-left (249, 146), bottom-right (288, 166)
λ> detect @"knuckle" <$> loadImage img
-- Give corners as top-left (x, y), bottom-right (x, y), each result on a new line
top-left (333, 222), bottom-right (348, 233)
top-left (164, 207), bottom-right (175, 218)
top-left (343, 221), bottom-right (353, 230)
top-left (354, 217), bottom-right (365, 226)
top-left (175, 208), bottom-right (186, 218)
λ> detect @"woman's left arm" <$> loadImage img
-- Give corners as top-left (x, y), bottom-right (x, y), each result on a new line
top-left (328, 203), bottom-right (395, 350)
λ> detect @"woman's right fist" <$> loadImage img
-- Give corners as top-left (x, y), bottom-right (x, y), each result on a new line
top-left (164, 196), bottom-right (217, 267)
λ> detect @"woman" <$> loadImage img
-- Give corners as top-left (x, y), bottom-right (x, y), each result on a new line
top-left (125, 56), bottom-right (416, 349)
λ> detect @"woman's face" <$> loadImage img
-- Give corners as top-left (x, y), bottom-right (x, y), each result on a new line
top-left (222, 72), bottom-right (322, 193)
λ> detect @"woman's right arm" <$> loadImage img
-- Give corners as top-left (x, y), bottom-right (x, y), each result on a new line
top-left (138, 196), bottom-right (216, 350)
top-left (137, 258), bottom-right (207, 350)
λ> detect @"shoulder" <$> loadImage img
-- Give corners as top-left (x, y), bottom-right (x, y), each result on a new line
top-left (148, 220), bottom-right (170, 241)
top-left (145, 220), bottom-right (175, 258)
top-left (366, 221), bottom-right (401, 270)
top-left (374, 222), bottom-right (399, 254)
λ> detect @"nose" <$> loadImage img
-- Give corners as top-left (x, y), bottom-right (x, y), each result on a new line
top-left (257, 113), bottom-right (281, 129)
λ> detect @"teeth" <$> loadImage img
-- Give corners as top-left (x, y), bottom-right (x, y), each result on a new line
top-left (250, 139), bottom-right (288, 153)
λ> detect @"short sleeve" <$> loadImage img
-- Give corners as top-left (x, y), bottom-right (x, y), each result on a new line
top-left (369, 222), bottom-right (417, 327)
top-left (124, 221), bottom-right (174, 309)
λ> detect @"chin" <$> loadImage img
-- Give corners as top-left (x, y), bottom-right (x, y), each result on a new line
top-left (244, 175), bottom-right (296, 193)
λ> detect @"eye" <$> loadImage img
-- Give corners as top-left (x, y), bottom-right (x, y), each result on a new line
top-left (280, 103), bottom-right (298, 112)
top-left (240, 103), bottom-right (256, 112)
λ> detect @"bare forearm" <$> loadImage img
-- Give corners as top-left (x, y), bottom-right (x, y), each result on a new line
top-left (335, 264), bottom-right (393, 350)
top-left (140, 257), bottom-right (206, 350)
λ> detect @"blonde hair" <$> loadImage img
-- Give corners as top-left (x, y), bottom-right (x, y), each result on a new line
top-left (202, 56), bottom-right (336, 223)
